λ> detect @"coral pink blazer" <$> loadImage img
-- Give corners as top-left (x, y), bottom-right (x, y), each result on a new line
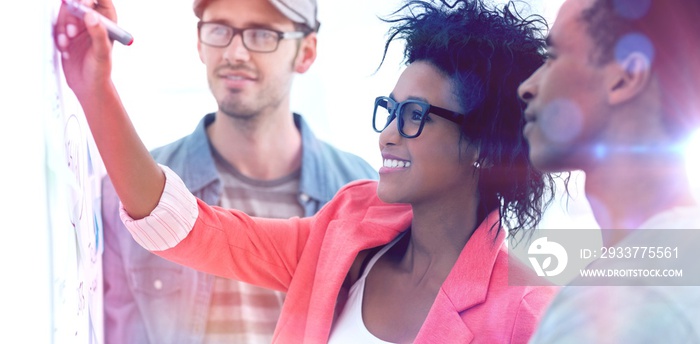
top-left (146, 180), bottom-right (556, 343)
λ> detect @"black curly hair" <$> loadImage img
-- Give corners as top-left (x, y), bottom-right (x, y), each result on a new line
top-left (379, 0), bottom-right (554, 241)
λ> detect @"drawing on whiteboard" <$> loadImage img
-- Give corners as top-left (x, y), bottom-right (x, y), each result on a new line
top-left (64, 113), bottom-right (86, 228)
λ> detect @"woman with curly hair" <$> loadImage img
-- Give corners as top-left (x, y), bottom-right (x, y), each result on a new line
top-left (56, 0), bottom-right (556, 342)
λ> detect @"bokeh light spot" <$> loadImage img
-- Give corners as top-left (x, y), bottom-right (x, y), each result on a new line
top-left (613, 0), bottom-right (652, 19)
top-left (615, 33), bottom-right (655, 66)
top-left (540, 98), bottom-right (584, 144)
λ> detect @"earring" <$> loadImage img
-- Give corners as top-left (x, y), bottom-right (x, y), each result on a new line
top-left (473, 161), bottom-right (481, 169)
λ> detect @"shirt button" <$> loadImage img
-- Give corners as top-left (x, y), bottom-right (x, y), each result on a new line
top-left (153, 279), bottom-right (163, 290)
top-left (299, 193), bottom-right (310, 202)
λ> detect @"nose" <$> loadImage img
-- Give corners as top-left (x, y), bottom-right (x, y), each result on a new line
top-left (378, 116), bottom-right (401, 148)
top-left (518, 69), bottom-right (540, 103)
top-left (222, 33), bottom-right (250, 63)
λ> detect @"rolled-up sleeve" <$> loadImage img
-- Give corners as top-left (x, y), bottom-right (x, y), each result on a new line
top-left (119, 165), bottom-right (199, 251)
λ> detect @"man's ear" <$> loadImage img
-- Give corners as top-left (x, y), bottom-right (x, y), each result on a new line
top-left (293, 32), bottom-right (317, 73)
top-left (607, 52), bottom-right (651, 105)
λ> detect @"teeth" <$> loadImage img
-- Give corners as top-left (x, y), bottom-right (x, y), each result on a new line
top-left (226, 75), bottom-right (245, 80)
top-left (383, 159), bottom-right (411, 168)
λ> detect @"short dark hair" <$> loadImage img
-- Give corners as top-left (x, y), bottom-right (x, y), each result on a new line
top-left (380, 0), bottom-right (554, 240)
top-left (581, 0), bottom-right (700, 139)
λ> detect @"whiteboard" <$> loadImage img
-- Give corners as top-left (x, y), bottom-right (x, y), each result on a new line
top-left (0, 1), bottom-right (105, 343)
top-left (45, 2), bottom-right (106, 342)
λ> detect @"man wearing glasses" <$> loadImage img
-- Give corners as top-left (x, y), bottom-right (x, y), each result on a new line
top-left (101, 0), bottom-right (376, 343)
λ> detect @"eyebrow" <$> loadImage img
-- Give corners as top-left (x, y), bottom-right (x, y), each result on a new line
top-left (388, 93), bottom-right (430, 103)
top-left (201, 19), bottom-right (284, 31)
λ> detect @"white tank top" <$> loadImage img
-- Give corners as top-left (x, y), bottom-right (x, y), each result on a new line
top-left (327, 235), bottom-right (404, 344)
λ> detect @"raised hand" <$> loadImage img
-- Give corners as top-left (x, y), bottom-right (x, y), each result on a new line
top-left (54, 0), bottom-right (117, 101)
top-left (53, 0), bottom-right (166, 220)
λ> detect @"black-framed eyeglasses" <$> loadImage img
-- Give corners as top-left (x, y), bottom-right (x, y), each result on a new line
top-left (198, 22), bottom-right (307, 53)
top-left (372, 96), bottom-right (467, 138)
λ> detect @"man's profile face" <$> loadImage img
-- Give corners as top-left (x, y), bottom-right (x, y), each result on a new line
top-left (197, 0), bottom-right (309, 119)
top-left (518, 0), bottom-right (613, 173)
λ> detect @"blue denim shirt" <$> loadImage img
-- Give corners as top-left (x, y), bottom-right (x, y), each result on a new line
top-left (101, 113), bottom-right (377, 344)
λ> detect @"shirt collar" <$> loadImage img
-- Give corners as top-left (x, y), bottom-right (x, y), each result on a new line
top-left (295, 113), bottom-right (332, 202)
top-left (179, 113), bottom-right (328, 202)
top-left (175, 113), bottom-right (220, 194)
